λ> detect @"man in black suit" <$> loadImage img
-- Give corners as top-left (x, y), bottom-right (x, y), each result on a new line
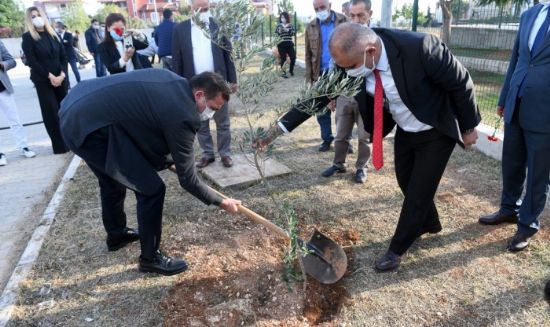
top-left (258, 23), bottom-right (480, 271)
top-left (59, 70), bottom-right (241, 276)
top-left (55, 21), bottom-right (80, 87)
top-left (85, 18), bottom-right (106, 77)
top-left (172, 0), bottom-right (238, 169)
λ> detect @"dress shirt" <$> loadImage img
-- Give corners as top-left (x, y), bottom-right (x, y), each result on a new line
top-left (528, 4), bottom-right (550, 51)
top-left (116, 41), bottom-right (134, 72)
top-left (319, 13), bottom-right (336, 72)
top-left (365, 40), bottom-right (433, 132)
top-left (191, 20), bottom-right (215, 74)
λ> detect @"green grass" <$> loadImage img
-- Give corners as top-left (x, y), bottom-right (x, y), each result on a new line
top-left (470, 70), bottom-right (506, 129)
top-left (450, 47), bottom-right (512, 61)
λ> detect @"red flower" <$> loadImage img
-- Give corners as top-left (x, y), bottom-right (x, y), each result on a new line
top-left (487, 136), bottom-right (499, 142)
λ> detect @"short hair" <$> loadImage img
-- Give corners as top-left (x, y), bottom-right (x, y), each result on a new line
top-left (189, 72), bottom-right (231, 102)
top-left (91, 18), bottom-right (98, 24)
top-left (163, 8), bottom-right (173, 19)
top-left (342, 2), bottom-right (350, 10)
top-left (351, 0), bottom-right (372, 10)
top-left (329, 22), bottom-right (378, 58)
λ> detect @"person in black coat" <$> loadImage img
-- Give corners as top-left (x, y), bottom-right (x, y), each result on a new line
top-left (21, 6), bottom-right (69, 154)
top-left (257, 23), bottom-right (481, 272)
top-left (97, 13), bottom-right (148, 75)
top-left (55, 21), bottom-right (80, 86)
top-left (85, 18), bottom-right (106, 77)
top-left (59, 70), bottom-right (242, 276)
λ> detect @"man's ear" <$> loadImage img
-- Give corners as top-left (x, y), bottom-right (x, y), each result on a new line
top-left (193, 90), bottom-right (204, 101)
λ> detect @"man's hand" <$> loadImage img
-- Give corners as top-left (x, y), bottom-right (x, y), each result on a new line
top-left (220, 198), bottom-right (241, 214)
top-left (497, 105), bottom-right (504, 117)
top-left (230, 83), bottom-right (239, 93)
top-left (328, 100), bottom-right (336, 112)
top-left (462, 129), bottom-right (478, 149)
top-left (252, 124), bottom-right (283, 151)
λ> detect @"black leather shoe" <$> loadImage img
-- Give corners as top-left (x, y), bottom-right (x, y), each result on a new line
top-left (139, 250), bottom-right (188, 276)
top-left (479, 211), bottom-right (518, 225)
top-left (106, 227), bottom-right (140, 252)
top-left (322, 165), bottom-right (346, 177)
top-left (418, 223), bottom-right (443, 237)
top-left (375, 250), bottom-right (402, 272)
top-left (545, 280), bottom-right (550, 304)
top-left (318, 141), bottom-right (332, 152)
top-left (354, 169), bottom-right (367, 183)
top-left (507, 229), bottom-right (536, 252)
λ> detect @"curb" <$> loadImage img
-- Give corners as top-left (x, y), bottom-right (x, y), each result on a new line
top-left (473, 123), bottom-right (504, 161)
top-left (0, 155), bottom-right (82, 327)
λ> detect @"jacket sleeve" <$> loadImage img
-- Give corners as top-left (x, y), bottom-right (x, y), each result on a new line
top-left (421, 34), bottom-right (481, 132)
top-left (304, 27), bottom-right (313, 82)
top-left (0, 41), bottom-right (16, 71)
top-left (498, 14), bottom-right (523, 108)
top-left (171, 25), bottom-right (184, 76)
top-left (98, 43), bottom-right (123, 74)
top-left (21, 33), bottom-right (50, 79)
top-left (165, 121), bottom-right (223, 206)
top-left (85, 30), bottom-right (93, 52)
top-left (133, 36), bottom-right (149, 51)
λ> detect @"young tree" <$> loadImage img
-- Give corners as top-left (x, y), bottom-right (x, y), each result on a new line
top-left (439, 0), bottom-right (453, 44)
top-left (63, 0), bottom-right (89, 32)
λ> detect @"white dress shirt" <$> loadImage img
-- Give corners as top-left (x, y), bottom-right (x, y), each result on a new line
top-left (116, 40), bottom-right (134, 72)
top-left (364, 40), bottom-right (433, 133)
top-left (191, 20), bottom-right (215, 74)
top-left (528, 4), bottom-right (550, 51)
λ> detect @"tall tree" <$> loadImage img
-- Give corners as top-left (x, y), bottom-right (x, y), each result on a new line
top-left (381, 0), bottom-right (393, 27)
top-left (0, 0), bottom-right (24, 36)
top-left (439, 0), bottom-right (453, 44)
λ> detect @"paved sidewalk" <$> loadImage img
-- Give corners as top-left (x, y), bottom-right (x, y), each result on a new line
top-left (0, 59), bottom-right (95, 292)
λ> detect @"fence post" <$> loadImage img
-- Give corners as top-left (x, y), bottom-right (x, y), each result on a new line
top-left (269, 14), bottom-right (272, 45)
top-left (412, 0), bottom-right (419, 31)
top-left (294, 12), bottom-right (297, 53)
top-left (261, 21), bottom-right (264, 47)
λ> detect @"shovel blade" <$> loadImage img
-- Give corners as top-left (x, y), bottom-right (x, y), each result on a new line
top-left (301, 230), bottom-right (348, 284)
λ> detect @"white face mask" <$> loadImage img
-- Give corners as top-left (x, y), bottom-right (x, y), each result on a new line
top-left (346, 49), bottom-right (376, 78)
top-left (281, 17), bottom-right (287, 24)
top-left (316, 10), bottom-right (330, 22)
top-left (92, 24), bottom-right (100, 29)
top-left (32, 16), bottom-right (45, 29)
top-left (199, 12), bottom-right (211, 25)
top-left (200, 107), bottom-right (216, 121)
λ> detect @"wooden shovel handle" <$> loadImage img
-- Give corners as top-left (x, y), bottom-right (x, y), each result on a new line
top-left (169, 165), bottom-right (290, 241)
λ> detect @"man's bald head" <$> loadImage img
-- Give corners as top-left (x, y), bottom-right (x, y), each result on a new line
top-left (313, 0), bottom-right (331, 12)
top-left (329, 23), bottom-right (381, 71)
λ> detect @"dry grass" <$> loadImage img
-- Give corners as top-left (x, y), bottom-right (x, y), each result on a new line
top-left (7, 66), bottom-right (550, 327)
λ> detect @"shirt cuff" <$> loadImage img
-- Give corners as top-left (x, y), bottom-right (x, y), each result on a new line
top-left (277, 121), bottom-right (289, 134)
top-left (118, 58), bottom-right (127, 68)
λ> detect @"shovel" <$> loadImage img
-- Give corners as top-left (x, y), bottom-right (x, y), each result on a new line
top-left (168, 166), bottom-right (348, 284)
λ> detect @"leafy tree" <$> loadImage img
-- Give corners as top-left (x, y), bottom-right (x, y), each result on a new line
top-left (277, 0), bottom-right (294, 14)
top-left (94, 4), bottom-right (146, 29)
top-left (63, 0), bottom-right (89, 32)
top-left (0, 0), bottom-right (25, 37)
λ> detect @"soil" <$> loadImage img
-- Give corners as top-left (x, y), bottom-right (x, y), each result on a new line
top-left (160, 225), bottom-right (358, 327)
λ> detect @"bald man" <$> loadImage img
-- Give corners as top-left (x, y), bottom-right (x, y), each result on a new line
top-left (259, 23), bottom-right (480, 272)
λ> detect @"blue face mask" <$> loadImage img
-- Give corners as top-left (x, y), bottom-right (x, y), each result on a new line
top-left (110, 31), bottom-right (123, 41)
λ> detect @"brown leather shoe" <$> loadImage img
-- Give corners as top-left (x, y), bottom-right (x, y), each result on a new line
top-left (196, 157), bottom-right (214, 168)
top-left (221, 156), bottom-right (233, 168)
top-left (479, 211), bottom-right (518, 225)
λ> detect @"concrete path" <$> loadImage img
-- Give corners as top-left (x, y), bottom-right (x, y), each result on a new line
top-left (0, 59), bottom-right (95, 292)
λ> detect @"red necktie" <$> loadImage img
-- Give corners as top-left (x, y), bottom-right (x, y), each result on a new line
top-left (372, 69), bottom-right (384, 170)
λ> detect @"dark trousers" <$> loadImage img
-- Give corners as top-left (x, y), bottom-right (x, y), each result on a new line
top-left (93, 52), bottom-right (106, 77)
top-left (68, 58), bottom-right (81, 83)
top-left (72, 127), bottom-right (166, 259)
top-left (500, 99), bottom-right (550, 233)
top-left (277, 42), bottom-right (296, 74)
top-left (34, 81), bottom-right (69, 154)
top-left (389, 127), bottom-right (456, 255)
top-left (316, 109), bottom-right (334, 143)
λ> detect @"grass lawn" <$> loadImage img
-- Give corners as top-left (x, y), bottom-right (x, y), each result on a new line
top-left (7, 66), bottom-right (550, 326)
top-left (450, 47), bottom-right (512, 62)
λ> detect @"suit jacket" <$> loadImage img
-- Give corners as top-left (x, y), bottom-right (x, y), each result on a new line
top-left (0, 40), bottom-right (16, 94)
top-left (97, 37), bottom-right (148, 75)
top-left (171, 18), bottom-right (237, 83)
top-left (85, 26), bottom-right (101, 53)
top-left (279, 28), bottom-right (480, 146)
top-left (59, 32), bottom-right (76, 60)
top-left (498, 4), bottom-right (550, 134)
top-left (304, 11), bottom-right (347, 82)
top-left (59, 69), bottom-right (223, 205)
top-left (21, 31), bottom-right (67, 83)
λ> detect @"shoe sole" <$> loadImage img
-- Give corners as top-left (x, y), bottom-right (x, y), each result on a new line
top-left (375, 264), bottom-right (400, 272)
top-left (478, 216), bottom-right (518, 225)
top-left (507, 242), bottom-right (530, 252)
top-left (139, 264), bottom-right (188, 276)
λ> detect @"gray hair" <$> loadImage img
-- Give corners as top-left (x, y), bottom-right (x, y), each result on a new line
top-left (351, 0), bottom-right (372, 10)
top-left (329, 22), bottom-right (378, 58)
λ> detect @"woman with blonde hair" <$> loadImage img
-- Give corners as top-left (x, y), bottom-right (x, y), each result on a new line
top-left (21, 6), bottom-right (69, 154)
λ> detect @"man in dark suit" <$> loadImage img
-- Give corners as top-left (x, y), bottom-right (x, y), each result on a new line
top-left (258, 23), bottom-right (480, 271)
top-left (479, 2), bottom-right (550, 252)
top-left (85, 18), bottom-right (106, 77)
top-left (59, 70), bottom-right (241, 276)
top-left (55, 21), bottom-right (80, 87)
top-left (172, 0), bottom-right (237, 169)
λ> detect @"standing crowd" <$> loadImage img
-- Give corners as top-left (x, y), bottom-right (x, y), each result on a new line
top-left (0, 0), bottom-right (549, 300)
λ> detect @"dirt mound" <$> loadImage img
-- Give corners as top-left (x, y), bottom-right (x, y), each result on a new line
top-left (160, 227), bottom-right (358, 326)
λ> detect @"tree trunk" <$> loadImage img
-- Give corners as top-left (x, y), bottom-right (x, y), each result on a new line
top-left (440, 0), bottom-right (452, 44)
top-left (381, 0), bottom-right (393, 28)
